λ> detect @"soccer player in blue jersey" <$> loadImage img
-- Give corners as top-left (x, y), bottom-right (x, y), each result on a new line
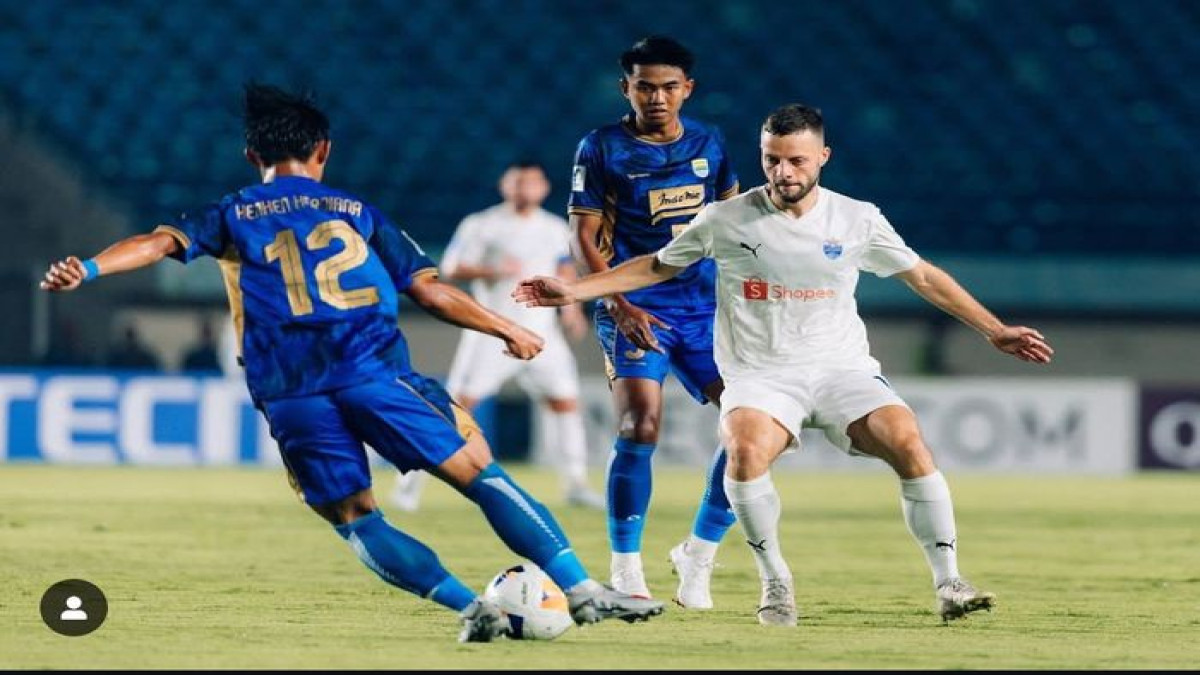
top-left (568, 35), bottom-right (738, 606)
top-left (40, 83), bottom-right (663, 642)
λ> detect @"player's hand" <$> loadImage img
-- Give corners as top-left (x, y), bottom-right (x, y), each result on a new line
top-left (40, 256), bottom-right (86, 292)
top-left (502, 324), bottom-right (545, 360)
top-left (513, 276), bottom-right (575, 307)
top-left (988, 325), bottom-right (1054, 364)
top-left (608, 301), bottom-right (669, 354)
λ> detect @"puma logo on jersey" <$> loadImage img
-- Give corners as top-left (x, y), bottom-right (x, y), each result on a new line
top-left (739, 242), bottom-right (762, 258)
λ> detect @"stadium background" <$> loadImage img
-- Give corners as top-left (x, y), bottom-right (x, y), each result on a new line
top-left (1, 0), bottom-right (1197, 471)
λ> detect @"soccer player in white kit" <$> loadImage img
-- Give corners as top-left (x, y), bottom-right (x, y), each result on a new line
top-left (390, 161), bottom-right (605, 511)
top-left (515, 104), bottom-right (1054, 626)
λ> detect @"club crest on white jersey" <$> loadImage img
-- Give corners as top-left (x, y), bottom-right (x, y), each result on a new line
top-left (823, 239), bottom-right (844, 260)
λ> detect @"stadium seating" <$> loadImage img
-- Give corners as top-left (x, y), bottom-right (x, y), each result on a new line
top-left (0, 0), bottom-right (1195, 255)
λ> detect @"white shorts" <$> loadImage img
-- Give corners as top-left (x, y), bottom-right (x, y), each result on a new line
top-left (446, 328), bottom-right (580, 401)
top-left (720, 369), bottom-right (909, 456)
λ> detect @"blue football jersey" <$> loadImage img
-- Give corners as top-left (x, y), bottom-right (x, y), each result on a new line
top-left (156, 175), bottom-right (436, 401)
top-left (568, 114), bottom-right (738, 310)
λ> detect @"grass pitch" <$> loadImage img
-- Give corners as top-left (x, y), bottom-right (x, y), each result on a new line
top-left (1, 464), bottom-right (1197, 669)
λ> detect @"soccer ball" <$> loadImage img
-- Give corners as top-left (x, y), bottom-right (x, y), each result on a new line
top-left (483, 562), bottom-right (574, 640)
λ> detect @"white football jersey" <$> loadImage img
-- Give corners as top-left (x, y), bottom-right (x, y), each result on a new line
top-left (657, 185), bottom-right (919, 377)
top-left (441, 204), bottom-right (572, 334)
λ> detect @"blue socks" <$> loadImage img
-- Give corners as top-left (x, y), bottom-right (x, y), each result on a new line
top-left (335, 509), bottom-right (475, 611)
top-left (607, 438), bottom-right (656, 553)
top-left (464, 463), bottom-right (588, 591)
top-left (334, 465), bottom-right (594, 614)
top-left (691, 446), bottom-right (737, 542)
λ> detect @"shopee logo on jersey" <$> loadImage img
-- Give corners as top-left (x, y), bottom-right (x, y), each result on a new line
top-left (742, 277), bottom-right (836, 301)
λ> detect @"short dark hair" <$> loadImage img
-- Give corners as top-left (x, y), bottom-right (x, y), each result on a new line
top-left (619, 35), bottom-right (694, 76)
top-left (763, 104), bottom-right (825, 138)
top-left (243, 83), bottom-right (330, 165)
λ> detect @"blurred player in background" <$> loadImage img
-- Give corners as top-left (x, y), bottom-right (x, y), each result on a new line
top-left (569, 35), bottom-right (739, 605)
top-left (519, 103), bottom-right (1054, 626)
top-left (40, 83), bottom-right (663, 641)
top-left (389, 161), bottom-right (605, 512)
top-left (218, 313), bottom-right (241, 377)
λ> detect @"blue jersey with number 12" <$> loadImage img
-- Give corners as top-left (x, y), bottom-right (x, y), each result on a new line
top-left (156, 175), bottom-right (436, 402)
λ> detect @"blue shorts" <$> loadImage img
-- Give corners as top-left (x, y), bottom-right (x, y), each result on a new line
top-left (593, 304), bottom-right (721, 404)
top-left (261, 372), bottom-right (481, 506)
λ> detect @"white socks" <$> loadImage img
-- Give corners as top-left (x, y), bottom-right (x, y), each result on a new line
top-left (724, 473), bottom-right (791, 581)
top-left (545, 409), bottom-right (589, 490)
top-left (900, 471), bottom-right (960, 587)
top-left (684, 534), bottom-right (719, 562)
top-left (722, 469), bottom-right (960, 589)
top-left (611, 551), bottom-right (642, 569)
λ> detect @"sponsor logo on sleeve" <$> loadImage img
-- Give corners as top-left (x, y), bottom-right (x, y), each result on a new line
top-left (572, 165), bottom-right (586, 192)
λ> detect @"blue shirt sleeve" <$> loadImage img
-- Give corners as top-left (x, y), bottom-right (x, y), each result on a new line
top-left (367, 209), bottom-right (438, 292)
top-left (157, 202), bottom-right (228, 263)
top-left (567, 133), bottom-right (605, 215)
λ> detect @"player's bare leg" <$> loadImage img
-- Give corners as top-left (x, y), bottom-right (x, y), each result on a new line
top-left (309, 487), bottom-right (379, 526)
top-left (722, 408), bottom-right (797, 626)
top-left (848, 405), bottom-right (995, 622)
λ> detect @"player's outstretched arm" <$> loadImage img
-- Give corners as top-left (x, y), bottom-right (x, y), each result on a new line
top-left (896, 260), bottom-right (1054, 364)
top-left (406, 274), bottom-right (543, 360)
top-left (554, 260), bottom-right (589, 342)
top-left (514, 254), bottom-right (682, 308)
top-left (569, 212), bottom-right (672, 351)
top-left (39, 232), bottom-right (181, 292)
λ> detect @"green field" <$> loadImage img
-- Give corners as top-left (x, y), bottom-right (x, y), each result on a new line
top-left (1, 465), bottom-right (1197, 669)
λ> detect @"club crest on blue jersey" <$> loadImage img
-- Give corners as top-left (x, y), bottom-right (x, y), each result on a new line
top-left (823, 239), bottom-right (844, 260)
top-left (691, 158), bottom-right (710, 178)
